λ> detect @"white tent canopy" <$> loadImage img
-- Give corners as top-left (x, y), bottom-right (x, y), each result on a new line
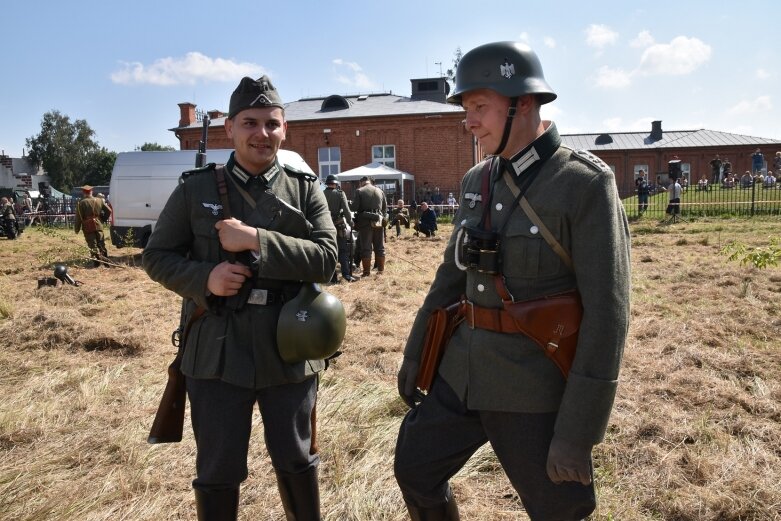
top-left (335, 162), bottom-right (415, 202)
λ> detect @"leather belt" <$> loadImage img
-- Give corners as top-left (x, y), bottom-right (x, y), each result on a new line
top-left (462, 300), bottom-right (524, 334)
top-left (247, 288), bottom-right (283, 306)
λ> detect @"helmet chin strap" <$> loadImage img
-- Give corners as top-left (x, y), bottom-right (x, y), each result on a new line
top-left (493, 96), bottom-right (519, 156)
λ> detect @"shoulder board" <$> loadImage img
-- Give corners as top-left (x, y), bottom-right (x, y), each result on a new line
top-left (282, 164), bottom-right (318, 181)
top-left (181, 162), bottom-right (217, 179)
top-left (572, 150), bottom-right (611, 172)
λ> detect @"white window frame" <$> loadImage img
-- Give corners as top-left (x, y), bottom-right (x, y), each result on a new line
top-left (318, 147), bottom-right (341, 180)
top-left (634, 164), bottom-right (649, 180)
top-left (372, 144), bottom-right (396, 169)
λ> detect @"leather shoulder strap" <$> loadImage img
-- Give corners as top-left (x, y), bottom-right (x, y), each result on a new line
top-left (501, 169), bottom-right (573, 270)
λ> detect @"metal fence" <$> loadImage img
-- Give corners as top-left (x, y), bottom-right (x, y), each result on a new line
top-left (620, 181), bottom-right (781, 220)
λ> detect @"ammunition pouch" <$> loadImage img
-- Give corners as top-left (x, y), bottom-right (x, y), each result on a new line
top-left (460, 226), bottom-right (501, 274)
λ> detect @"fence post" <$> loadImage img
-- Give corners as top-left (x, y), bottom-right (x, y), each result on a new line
top-left (751, 181), bottom-right (756, 216)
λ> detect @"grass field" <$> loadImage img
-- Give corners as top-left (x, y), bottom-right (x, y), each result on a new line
top-left (0, 219), bottom-right (780, 520)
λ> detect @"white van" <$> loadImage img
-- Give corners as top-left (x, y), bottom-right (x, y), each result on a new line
top-left (109, 149), bottom-right (315, 248)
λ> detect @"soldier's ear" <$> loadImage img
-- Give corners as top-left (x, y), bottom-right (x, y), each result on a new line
top-left (225, 118), bottom-right (234, 139)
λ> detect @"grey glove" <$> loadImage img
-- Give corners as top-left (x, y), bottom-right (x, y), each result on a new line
top-left (397, 357), bottom-right (421, 408)
top-left (546, 437), bottom-right (593, 486)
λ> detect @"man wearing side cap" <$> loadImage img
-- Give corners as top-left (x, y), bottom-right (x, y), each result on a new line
top-left (74, 184), bottom-right (111, 266)
top-left (143, 76), bottom-right (337, 520)
top-left (324, 174), bottom-right (358, 282)
top-left (394, 42), bottom-right (630, 519)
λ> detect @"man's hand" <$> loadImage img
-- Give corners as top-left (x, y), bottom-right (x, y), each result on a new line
top-left (546, 437), bottom-right (593, 486)
top-left (397, 357), bottom-right (420, 408)
top-left (206, 261), bottom-right (253, 297)
top-left (215, 218), bottom-right (257, 252)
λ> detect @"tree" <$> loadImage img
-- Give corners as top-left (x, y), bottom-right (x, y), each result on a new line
top-left (136, 142), bottom-right (176, 151)
top-left (82, 147), bottom-right (117, 187)
top-left (445, 47), bottom-right (463, 88)
top-left (26, 110), bottom-right (101, 191)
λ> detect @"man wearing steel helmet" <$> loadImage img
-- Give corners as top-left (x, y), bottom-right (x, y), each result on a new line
top-left (143, 76), bottom-right (337, 520)
top-left (324, 173), bottom-right (358, 282)
top-left (395, 42), bottom-right (630, 520)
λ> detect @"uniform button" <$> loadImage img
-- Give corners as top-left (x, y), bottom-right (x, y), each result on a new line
top-left (461, 219), bottom-right (467, 226)
top-left (495, 203), bottom-right (503, 211)
top-left (530, 225), bottom-right (539, 234)
top-left (477, 284), bottom-right (485, 292)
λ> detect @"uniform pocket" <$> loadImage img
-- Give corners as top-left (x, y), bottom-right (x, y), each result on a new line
top-left (191, 215), bottom-right (220, 260)
top-left (502, 215), bottom-right (561, 278)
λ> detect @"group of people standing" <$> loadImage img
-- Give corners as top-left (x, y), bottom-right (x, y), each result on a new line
top-left (141, 40), bottom-right (629, 521)
top-left (322, 176), bottom-right (441, 283)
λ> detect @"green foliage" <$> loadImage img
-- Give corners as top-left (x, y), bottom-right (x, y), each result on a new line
top-left (445, 47), bottom-right (462, 86)
top-left (82, 147), bottom-right (117, 186)
top-left (26, 110), bottom-right (103, 191)
top-left (136, 142), bottom-right (176, 151)
top-left (721, 238), bottom-right (781, 269)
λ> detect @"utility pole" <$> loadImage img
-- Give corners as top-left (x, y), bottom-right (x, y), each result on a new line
top-left (435, 61), bottom-right (443, 77)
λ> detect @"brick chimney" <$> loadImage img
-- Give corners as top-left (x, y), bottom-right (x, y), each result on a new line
top-left (178, 102), bottom-right (197, 127)
top-left (207, 109), bottom-right (225, 120)
top-left (650, 120), bottom-right (663, 141)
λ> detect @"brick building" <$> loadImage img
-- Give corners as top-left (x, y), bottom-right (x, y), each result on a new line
top-left (171, 77), bottom-right (474, 203)
top-left (561, 121), bottom-right (781, 198)
top-left (171, 80), bottom-right (780, 203)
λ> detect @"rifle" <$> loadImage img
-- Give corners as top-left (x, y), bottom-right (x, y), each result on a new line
top-left (147, 114), bottom-right (210, 444)
top-left (147, 307), bottom-right (204, 443)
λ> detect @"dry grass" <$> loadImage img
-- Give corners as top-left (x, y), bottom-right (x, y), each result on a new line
top-left (1, 220), bottom-right (779, 521)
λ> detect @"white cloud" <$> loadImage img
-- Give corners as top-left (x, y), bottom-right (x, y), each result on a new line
top-left (110, 52), bottom-right (264, 86)
top-left (593, 66), bottom-right (632, 88)
top-left (756, 68), bottom-right (771, 79)
top-left (637, 36), bottom-right (711, 76)
top-left (630, 30), bottom-right (655, 48)
top-left (585, 24), bottom-right (619, 48)
top-left (544, 36), bottom-right (556, 48)
top-left (728, 96), bottom-right (772, 115)
top-left (332, 59), bottom-right (378, 91)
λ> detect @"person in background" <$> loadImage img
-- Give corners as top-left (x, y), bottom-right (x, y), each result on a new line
top-left (709, 154), bottom-right (722, 184)
top-left (324, 174), bottom-right (358, 282)
top-left (752, 148), bottom-right (765, 175)
top-left (388, 198), bottom-right (410, 238)
top-left (74, 185), bottom-right (111, 267)
top-left (394, 41), bottom-right (630, 520)
top-left (636, 170), bottom-right (650, 214)
top-left (353, 175), bottom-right (387, 276)
top-left (413, 201), bottom-right (437, 237)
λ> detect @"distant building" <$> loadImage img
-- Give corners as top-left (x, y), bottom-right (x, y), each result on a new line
top-left (171, 81), bottom-right (781, 201)
top-left (171, 77), bottom-right (474, 202)
top-left (561, 121), bottom-right (781, 197)
top-left (0, 152), bottom-right (49, 194)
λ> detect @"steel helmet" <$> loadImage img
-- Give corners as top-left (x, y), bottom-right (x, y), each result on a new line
top-left (277, 282), bottom-right (346, 364)
top-left (447, 41), bottom-right (557, 106)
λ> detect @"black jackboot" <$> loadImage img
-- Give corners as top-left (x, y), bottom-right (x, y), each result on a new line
top-left (404, 489), bottom-right (460, 521)
top-left (276, 467), bottom-right (322, 520)
top-left (194, 487), bottom-right (239, 521)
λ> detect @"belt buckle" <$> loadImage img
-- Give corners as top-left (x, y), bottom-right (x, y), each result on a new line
top-left (464, 299), bottom-right (475, 329)
top-left (247, 289), bottom-right (268, 305)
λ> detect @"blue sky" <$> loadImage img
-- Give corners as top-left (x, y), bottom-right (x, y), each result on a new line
top-left (2, 0), bottom-right (779, 159)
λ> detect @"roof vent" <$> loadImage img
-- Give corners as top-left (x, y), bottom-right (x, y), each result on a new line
top-left (321, 95), bottom-right (350, 111)
top-left (595, 134), bottom-right (613, 145)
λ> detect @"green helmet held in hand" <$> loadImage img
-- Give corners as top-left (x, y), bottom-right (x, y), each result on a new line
top-left (446, 41), bottom-right (557, 106)
top-left (277, 282), bottom-right (346, 364)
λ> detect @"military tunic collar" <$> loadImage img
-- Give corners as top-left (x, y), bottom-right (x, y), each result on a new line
top-left (227, 152), bottom-right (281, 186)
top-left (502, 121), bottom-right (561, 178)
